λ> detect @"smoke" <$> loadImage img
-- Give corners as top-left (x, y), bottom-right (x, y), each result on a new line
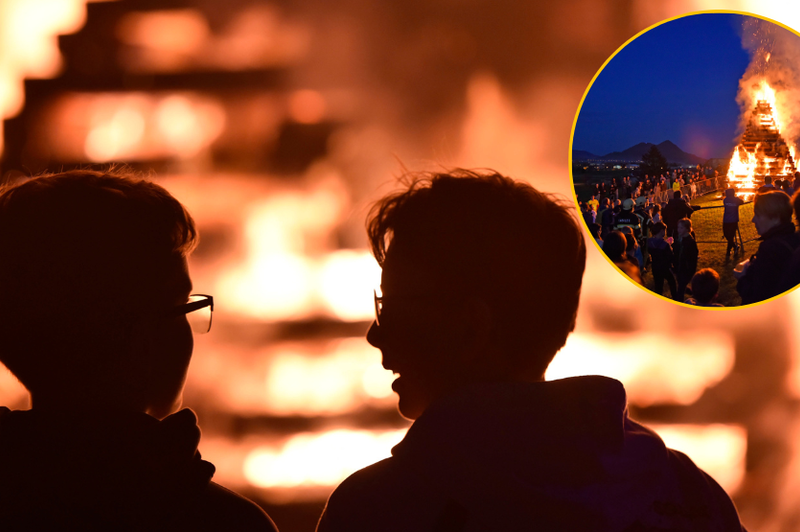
top-left (736, 17), bottom-right (800, 147)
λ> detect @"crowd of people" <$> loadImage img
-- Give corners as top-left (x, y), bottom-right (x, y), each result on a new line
top-left (583, 170), bottom-right (800, 306)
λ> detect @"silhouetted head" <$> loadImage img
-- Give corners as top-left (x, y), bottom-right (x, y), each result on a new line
top-left (725, 188), bottom-right (736, 198)
top-left (673, 191), bottom-right (681, 199)
top-left (753, 190), bottom-right (792, 236)
top-left (765, 176), bottom-right (773, 185)
top-left (366, 169), bottom-right (585, 419)
top-left (0, 169), bottom-right (198, 418)
top-left (602, 231), bottom-right (627, 262)
top-left (691, 268), bottom-right (720, 306)
top-left (651, 221), bottom-right (666, 238)
top-left (677, 218), bottom-right (692, 237)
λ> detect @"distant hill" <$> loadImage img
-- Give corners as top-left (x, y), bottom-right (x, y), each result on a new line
top-left (573, 141), bottom-right (707, 166)
top-left (572, 150), bottom-right (599, 161)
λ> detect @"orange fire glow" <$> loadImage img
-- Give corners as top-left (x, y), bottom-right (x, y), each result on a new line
top-left (546, 332), bottom-right (734, 406)
top-left (243, 429), bottom-right (407, 489)
top-left (652, 423), bottom-right (747, 494)
top-left (727, 79), bottom-right (797, 200)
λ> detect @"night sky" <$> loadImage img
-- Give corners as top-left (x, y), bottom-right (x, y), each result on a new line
top-left (572, 13), bottom-right (754, 160)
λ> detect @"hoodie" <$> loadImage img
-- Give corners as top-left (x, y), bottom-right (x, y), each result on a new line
top-left (0, 408), bottom-right (275, 532)
top-left (318, 376), bottom-right (745, 532)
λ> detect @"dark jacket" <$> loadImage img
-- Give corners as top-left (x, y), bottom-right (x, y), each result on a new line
top-left (0, 408), bottom-right (277, 532)
top-left (674, 233), bottom-right (698, 283)
top-left (722, 196), bottom-right (745, 224)
top-left (647, 237), bottom-right (674, 274)
top-left (662, 198), bottom-right (697, 235)
top-left (318, 377), bottom-right (746, 532)
top-left (737, 222), bottom-right (800, 305)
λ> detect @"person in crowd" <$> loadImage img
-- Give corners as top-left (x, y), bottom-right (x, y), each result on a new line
top-left (647, 221), bottom-right (677, 299)
top-left (757, 176), bottom-right (776, 194)
top-left (589, 222), bottom-right (603, 248)
top-left (613, 198), bottom-right (643, 240)
top-left (735, 190), bottom-right (800, 305)
top-left (684, 268), bottom-right (723, 307)
top-left (673, 218), bottom-right (698, 302)
top-left (662, 191), bottom-right (698, 238)
top-left (317, 169), bottom-right (746, 531)
top-left (597, 197), bottom-right (614, 239)
top-left (0, 170), bottom-right (277, 531)
top-left (619, 226), bottom-right (643, 271)
top-left (722, 188), bottom-right (744, 258)
top-left (581, 201), bottom-right (596, 226)
top-left (587, 194), bottom-right (599, 213)
top-left (604, 230), bottom-right (643, 284)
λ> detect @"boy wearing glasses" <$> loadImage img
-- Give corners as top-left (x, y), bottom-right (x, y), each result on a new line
top-left (318, 169), bottom-right (745, 531)
top-left (0, 170), bottom-right (275, 531)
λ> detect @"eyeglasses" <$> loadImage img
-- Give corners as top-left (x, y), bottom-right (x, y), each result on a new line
top-left (170, 294), bottom-right (214, 333)
top-left (374, 289), bottom-right (384, 326)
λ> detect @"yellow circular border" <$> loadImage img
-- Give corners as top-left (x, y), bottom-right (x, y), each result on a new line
top-left (569, 9), bottom-right (800, 311)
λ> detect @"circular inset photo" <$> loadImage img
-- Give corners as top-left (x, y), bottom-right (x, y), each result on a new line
top-left (571, 11), bottom-right (800, 308)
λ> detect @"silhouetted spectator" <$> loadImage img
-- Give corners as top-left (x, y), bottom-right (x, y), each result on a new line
top-left (662, 191), bottom-right (698, 238)
top-left (0, 170), bottom-right (277, 531)
top-left (317, 169), bottom-right (745, 531)
top-left (673, 218), bottom-right (698, 301)
top-left (588, 222), bottom-right (603, 248)
top-left (647, 221), bottom-right (677, 299)
top-left (735, 190), bottom-right (800, 305)
top-left (722, 188), bottom-right (744, 258)
top-left (757, 175), bottom-right (776, 194)
top-left (604, 230), bottom-right (643, 284)
top-left (684, 268), bottom-right (723, 307)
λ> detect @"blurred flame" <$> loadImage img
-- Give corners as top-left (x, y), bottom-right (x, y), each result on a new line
top-left (264, 338), bottom-right (392, 415)
top-left (0, 0), bottom-right (91, 153)
top-left (41, 92), bottom-right (226, 162)
top-left (547, 332), bottom-right (734, 406)
top-left (243, 429), bottom-right (406, 488)
top-left (652, 423), bottom-right (747, 495)
top-left (188, 337), bottom-right (393, 416)
top-left (117, 9), bottom-right (209, 60)
top-left (289, 89), bottom-right (326, 124)
top-left (216, 179), bottom-right (380, 321)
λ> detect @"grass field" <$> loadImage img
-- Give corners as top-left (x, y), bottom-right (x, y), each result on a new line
top-left (641, 190), bottom-right (755, 307)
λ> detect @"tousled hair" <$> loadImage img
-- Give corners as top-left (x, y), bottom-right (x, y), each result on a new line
top-left (755, 190), bottom-right (792, 224)
top-left (367, 169), bottom-right (585, 376)
top-left (691, 268), bottom-right (720, 305)
top-left (0, 169), bottom-right (197, 389)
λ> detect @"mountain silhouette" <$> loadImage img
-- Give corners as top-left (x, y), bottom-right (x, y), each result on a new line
top-left (573, 141), bottom-right (706, 166)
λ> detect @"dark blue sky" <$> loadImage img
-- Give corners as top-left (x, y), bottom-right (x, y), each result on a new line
top-left (573, 13), bottom-right (753, 160)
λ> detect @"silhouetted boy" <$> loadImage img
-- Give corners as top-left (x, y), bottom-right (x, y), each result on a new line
top-left (0, 170), bottom-right (276, 531)
top-left (317, 169), bottom-right (745, 532)
top-left (647, 221), bottom-right (677, 299)
top-left (685, 268), bottom-right (723, 307)
top-left (735, 189), bottom-right (800, 305)
top-left (673, 217), bottom-right (698, 302)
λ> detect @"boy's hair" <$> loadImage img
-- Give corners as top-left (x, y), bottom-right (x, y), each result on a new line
top-left (602, 231), bottom-right (627, 262)
top-left (677, 218), bottom-right (692, 231)
top-left (367, 169), bottom-right (586, 377)
top-left (0, 169), bottom-right (197, 390)
top-left (691, 268), bottom-right (720, 305)
top-left (754, 190), bottom-right (792, 223)
top-left (589, 223), bottom-right (602, 239)
top-left (651, 221), bottom-right (666, 236)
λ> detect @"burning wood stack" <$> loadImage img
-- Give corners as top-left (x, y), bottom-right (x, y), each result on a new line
top-left (727, 81), bottom-right (797, 200)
